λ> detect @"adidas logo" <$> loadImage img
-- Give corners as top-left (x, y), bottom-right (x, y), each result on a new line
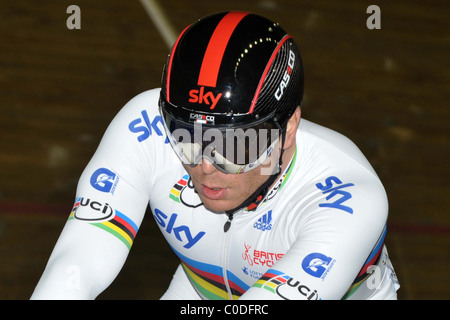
top-left (253, 210), bottom-right (273, 231)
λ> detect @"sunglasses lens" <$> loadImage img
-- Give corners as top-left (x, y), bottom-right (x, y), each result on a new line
top-left (161, 105), bottom-right (280, 174)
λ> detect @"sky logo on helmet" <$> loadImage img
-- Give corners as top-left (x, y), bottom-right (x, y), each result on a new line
top-left (274, 50), bottom-right (295, 101)
top-left (188, 86), bottom-right (223, 110)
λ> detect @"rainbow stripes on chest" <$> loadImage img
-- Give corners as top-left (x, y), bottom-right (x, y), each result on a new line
top-left (172, 246), bottom-right (250, 300)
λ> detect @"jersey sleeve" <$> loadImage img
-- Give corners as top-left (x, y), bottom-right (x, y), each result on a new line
top-left (31, 90), bottom-right (160, 299)
top-left (240, 173), bottom-right (389, 300)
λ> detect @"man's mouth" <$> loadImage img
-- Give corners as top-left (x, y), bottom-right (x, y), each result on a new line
top-left (200, 184), bottom-right (227, 200)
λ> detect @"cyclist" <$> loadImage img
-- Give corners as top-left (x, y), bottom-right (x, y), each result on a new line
top-left (31, 11), bottom-right (399, 300)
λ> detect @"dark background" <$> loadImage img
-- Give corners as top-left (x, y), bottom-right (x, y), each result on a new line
top-left (0, 0), bottom-right (448, 299)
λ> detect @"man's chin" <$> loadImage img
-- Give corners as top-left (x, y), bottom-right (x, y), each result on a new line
top-left (200, 197), bottom-right (239, 213)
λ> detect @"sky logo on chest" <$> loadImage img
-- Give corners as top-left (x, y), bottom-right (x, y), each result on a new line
top-left (169, 174), bottom-right (203, 208)
top-left (153, 208), bottom-right (206, 249)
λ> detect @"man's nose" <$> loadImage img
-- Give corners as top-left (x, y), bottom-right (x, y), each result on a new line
top-left (200, 158), bottom-right (217, 175)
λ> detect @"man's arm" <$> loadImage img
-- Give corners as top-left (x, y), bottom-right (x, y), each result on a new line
top-left (30, 169), bottom-right (149, 299)
top-left (31, 91), bottom-right (159, 299)
top-left (240, 175), bottom-right (389, 300)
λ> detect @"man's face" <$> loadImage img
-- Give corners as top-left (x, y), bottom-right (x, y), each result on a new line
top-left (178, 107), bottom-right (301, 212)
top-left (182, 150), bottom-right (279, 212)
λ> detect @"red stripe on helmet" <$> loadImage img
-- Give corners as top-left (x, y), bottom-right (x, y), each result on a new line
top-left (197, 12), bottom-right (249, 88)
top-left (166, 25), bottom-right (191, 102)
top-left (249, 35), bottom-right (292, 114)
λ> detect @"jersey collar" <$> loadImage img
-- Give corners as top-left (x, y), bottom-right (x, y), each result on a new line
top-left (245, 146), bottom-right (297, 212)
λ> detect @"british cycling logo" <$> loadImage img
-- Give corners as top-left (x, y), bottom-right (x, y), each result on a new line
top-left (302, 252), bottom-right (336, 281)
top-left (90, 167), bottom-right (119, 194)
top-left (254, 269), bottom-right (320, 300)
top-left (169, 174), bottom-right (203, 208)
top-left (128, 110), bottom-right (169, 143)
top-left (242, 243), bottom-right (284, 267)
top-left (153, 207), bottom-right (206, 249)
top-left (315, 176), bottom-right (355, 214)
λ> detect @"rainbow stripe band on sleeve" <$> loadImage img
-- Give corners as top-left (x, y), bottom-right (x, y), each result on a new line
top-left (342, 224), bottom-right (387, 299)
top-left (253, 269), bottom-right (290, 293)
top-left (90, 210), bottom-right (138, 250)
top-left (68, 207), bottom-right (138, 250)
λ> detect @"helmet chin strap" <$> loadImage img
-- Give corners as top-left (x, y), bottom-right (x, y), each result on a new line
top-left (223, 128), bottom-right (287, 232)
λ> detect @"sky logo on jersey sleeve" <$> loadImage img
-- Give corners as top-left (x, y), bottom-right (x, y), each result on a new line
top-left (128, 110), bottom-right (169, 143)
top-left (315, 176), bottom-right (355, 214)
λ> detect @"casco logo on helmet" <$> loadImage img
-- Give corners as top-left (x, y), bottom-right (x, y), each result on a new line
top-left (189, 113), bottom-right (215, 124)
top-left (189, 86), bottom-right (223, 110)
top-left (274, 50), bottom-right (295, 101)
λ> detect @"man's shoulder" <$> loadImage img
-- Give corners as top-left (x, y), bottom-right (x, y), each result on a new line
top-left (297, 118), bottom-right (378, 177)
top-left (100, 88), bottom-right (166, 146)
top-left (119, 88), bottom-right (161, 115)
top-left (298, 119), bottom-right (361, 155)
top-left (108, 88), bottom-right (162, 132)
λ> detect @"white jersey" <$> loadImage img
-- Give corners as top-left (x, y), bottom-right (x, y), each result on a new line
top-left (31, 89), bottom-right (399, 300)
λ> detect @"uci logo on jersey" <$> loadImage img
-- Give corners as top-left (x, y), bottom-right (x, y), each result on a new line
top-left (315, 176), bottom-right (355, 214)
top-left (255, 270), bottom-right (321, 300)
top-left (70, 197), bottom-right (114, 221)
top-left (128, 110), bottom-right (169, 143)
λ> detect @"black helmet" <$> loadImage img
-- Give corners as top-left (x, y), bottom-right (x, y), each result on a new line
top-left (160, 11), bottom-right (303, 130)
top-left (159, 11), bottom-right (304, 213)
